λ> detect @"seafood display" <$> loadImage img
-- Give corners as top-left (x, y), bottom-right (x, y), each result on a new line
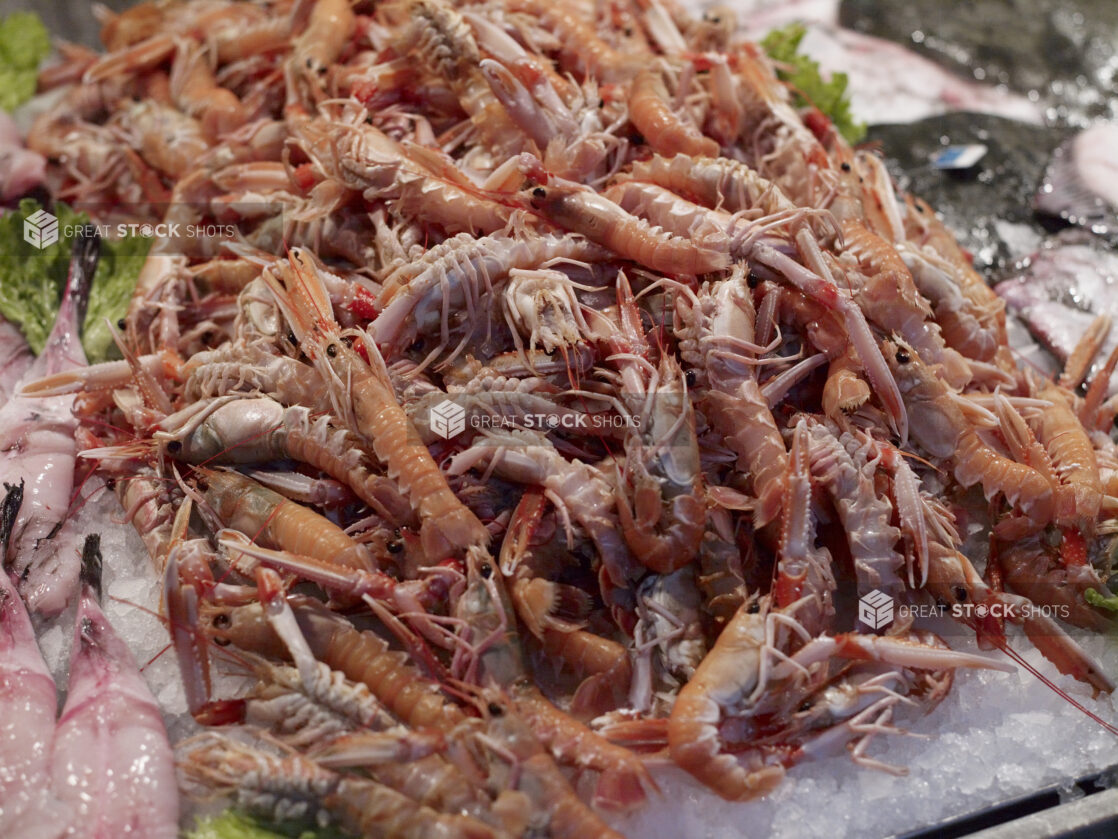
top-left (4, 0), bottom-right (1118, 836)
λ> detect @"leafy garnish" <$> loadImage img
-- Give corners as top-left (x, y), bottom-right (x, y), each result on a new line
top-left (82, 226), bottom-right (151, 362)
top-left (0, 199), bottom-right (149, 361)
top-left (186, 810), bottom-right (342, 839)
top-left (1085, 588), bottom-right (1118, 613)
top-left (0, 12), bottom-right (50, 111)
top-left (761, 23), bottom-right (866, 145)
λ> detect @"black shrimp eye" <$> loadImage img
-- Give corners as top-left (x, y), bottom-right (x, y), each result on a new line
top-left (747, 600), bottom-right (760, 613)
top-left (213, 613), bottom-right (231, 630)
top-left (166, 440), bottom-right (182, 454)
top-left (213, 636), bottom-right (231, 647)
top-left (895, 348), bottom-right (911, 364)
top-left (326, 343), bottom-right (338, 357)
top-left (746, 270), bottom-right (761, 288)
top-left (487, 702), bottom-right (504, 716)
top-left (685, 369), bottom-right (697, 387)
top-left (116, 318), bottom-right (126, 330)
top-left (954, 586), bottom-right (968, 603)
top-left (532, 187), bottom-right (546, 199)
top-left (386, 540), bottom-right (403, 554)
top-left (480, 562), bottom-right (493, 579)
top-left (840, 162), bottom-right (852, 172)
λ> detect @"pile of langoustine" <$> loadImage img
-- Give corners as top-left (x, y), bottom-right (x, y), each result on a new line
top-left (12, 0), bottom-right (1118, 833)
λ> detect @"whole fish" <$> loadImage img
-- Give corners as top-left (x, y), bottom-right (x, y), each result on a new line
top-left (0, 233), bottom-right (99, 615)
top-left (0, 316), bottom-right (33, 401)
top-left (50, 534), bottom-right (180, 839)
top-left (0, 486), bottom-right (66, 839)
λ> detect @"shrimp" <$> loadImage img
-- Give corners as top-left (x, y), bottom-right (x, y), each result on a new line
top-left (292, 0), bottom-right (356, 85)
top-left (157, 395), bottom-right (413, 524)
top-left (1029, 381), bottom-right (1103, 527)
top-left (197, 467), bottom-right (379, 573)
top-left (371, 232), bottom-right (608, 357)
top-left (123, 251), bottom-right (191, 357)
top-left (803, 418), bottom-right (904, 602)
top-left (667, 600), bottom-right (787, 800)
top-left (837, 220), bottom-right (970, 387)
top-left (180, 734), bottom-right (497, 839)
top-left (1060, 313), bottom-right (1112, 391)
top-left (505, 0), bottom-right (643, 83)
top-left (885, 339), bottom-right (1054, 527)
top-left (921, 499), bottom-right (1115, 693)
top-left (207, 595), bottom-right (471, 733)
top-left (775, 421), bottom-right (837, 633)
top-left (527, 180), bottom-right (730, 275)
top-left (218, 536), bottom-right (451, 614)
top-left (822, 346), bottom-right (872, 418)
top-left (500, 491), bottom-right (633, 714)
top-left (677, 277), bottom-right (787, 527)
top-left (994, 531), bottom-right (1113, 632)
top-left (899, 195), bottom-right (1008, 362)
top-left (633, 566), bottom-right (707, 708)
top-left (628, 66), bottom-right (720, 158)
top-left (115, 99), bottom-right (210, 179)
top-left (615, 356), bottom-right (707, 574)
top-left (447, 428), bottom-right (642, 591)
top-left (98, 1), bottom-right (164, 50)
top-left (396, 0), bottom-right (521, 153)
top-left (507, 680), bottom-right (656, 812)
top-left (82, 33), bottom-right (175, 84)
top-left (263, 248), bottom-right (490, 558)
top-left (169, 37), bottom-right (246, 139)
top-left (182, 339), bottom-right (335, 413)
top-left (452, 553), bottom-right (642, 832)
top-left (314, 118), bottom-right (515, 235)
top-left (502, 267), bottom-right (597, 358)
top-left (626, 154), bottom-right (834, 238)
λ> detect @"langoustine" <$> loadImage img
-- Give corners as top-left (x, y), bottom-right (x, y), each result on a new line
top-left (8, 0), bottom-right (1118, 831)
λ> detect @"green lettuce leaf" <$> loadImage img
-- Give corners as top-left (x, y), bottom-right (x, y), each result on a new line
top-left (186, 810), bottom-right (342, 839)
top-left (1085, 588), bottom-right (1118, 613)
top-left (0, 200), bottom-right (149, 361)
top-left (0, 12), bottom-right (50, 111)
top-left (761, 23), bottom-right (866, 145)
top-left (82, 227), bottom-right (151, 363)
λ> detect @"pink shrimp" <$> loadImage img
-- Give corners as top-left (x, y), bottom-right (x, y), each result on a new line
top-left (628, 66), bottom-right (720, 158)
top-left (528, 180), bottom-right (729, 275)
